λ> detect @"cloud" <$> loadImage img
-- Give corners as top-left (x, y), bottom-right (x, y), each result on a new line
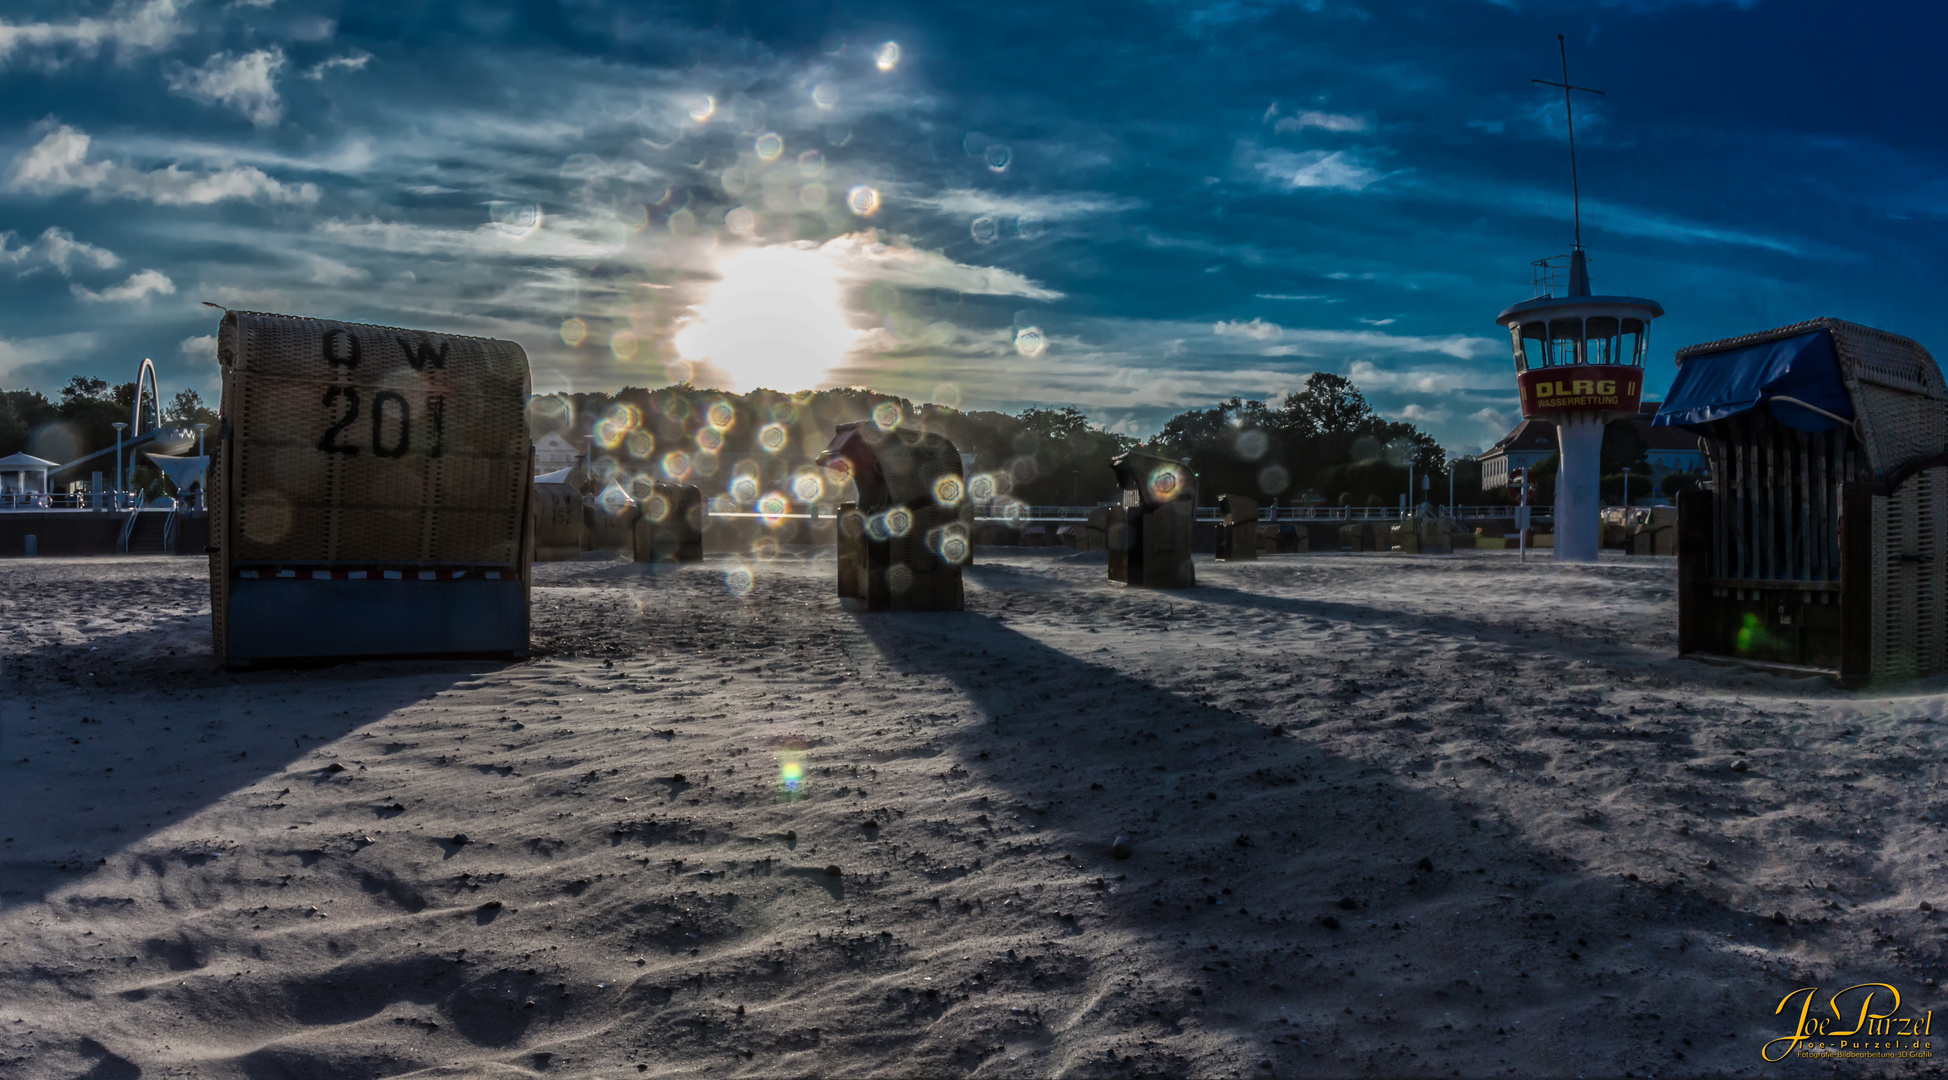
top-left (178, 334), bottom-right (218, 362)
top-left (168, 49), bottom-right (286, 127)
top-left (1214, 317), bottom-right (1282, 341)
top-left (1253, 148), bottom-right (1381, 191)
top-left (0, 0), bottom-right (186, 68)
top-left (73, 268), bottom-right (175, 303)
top-left (1273, 111), bottom-right (1368, 133)
top-left (1346, 356), bottom-right (1507, 389)
top-left (0, 330), bottom-right (99, 381)
top-left (817, 233), bottom-right (1063, 300)
top-left (302, 51), bottom-right (371, 80)
top-left (0, 227), bottom-right (122, 276)
top-left (910, 189), bottom-right (1144, 222)
top-left (1469, 406), bottom-right (1513, 434)
top-left (1254, 292), bottom-right (1327, 301)
top-left (12, 124), bottom-right (320, 205)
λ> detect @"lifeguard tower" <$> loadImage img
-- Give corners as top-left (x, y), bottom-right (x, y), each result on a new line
top-left (1493, 36), bottom-right (1664, 563)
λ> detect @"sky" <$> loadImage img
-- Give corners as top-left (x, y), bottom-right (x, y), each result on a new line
top-left (1, 0), bottom-right (1943, 454)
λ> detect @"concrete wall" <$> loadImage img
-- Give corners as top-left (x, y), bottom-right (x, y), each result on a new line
top-left (0, 511), bottom-right (210, 558)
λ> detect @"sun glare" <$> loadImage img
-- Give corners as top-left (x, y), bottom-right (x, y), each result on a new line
top-left (674, 245), bottom-right (856, 393)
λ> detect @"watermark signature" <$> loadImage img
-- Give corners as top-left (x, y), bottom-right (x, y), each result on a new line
top-left (1764, 984), bottom-right (1934, 1061)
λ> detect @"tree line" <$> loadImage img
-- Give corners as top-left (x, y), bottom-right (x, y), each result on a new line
top-left (6, 369), bottom-right (1683, 508)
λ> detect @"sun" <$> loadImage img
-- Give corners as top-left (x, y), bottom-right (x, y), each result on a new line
top-left (674, 244), bottom-right (856, 393)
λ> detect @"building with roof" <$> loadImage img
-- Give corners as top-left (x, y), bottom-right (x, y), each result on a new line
top-left (1477, 401), bottom-right (1706, 491)
top-left (534, 431), bottom-right (581, 475)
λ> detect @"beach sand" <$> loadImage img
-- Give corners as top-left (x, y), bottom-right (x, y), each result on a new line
top-left (3, 550), bottom-right (1943, 1077)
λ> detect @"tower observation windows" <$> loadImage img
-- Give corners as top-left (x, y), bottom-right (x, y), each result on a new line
top-left (1547, 319), bottom-right (1583, 366)
top-left (1512, 315), bottom-right (1650, 369)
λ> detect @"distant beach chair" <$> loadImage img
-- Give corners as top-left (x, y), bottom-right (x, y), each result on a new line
top-left (817, 422), bottom-right (971, 611)
top-left (1106, 450), bottom-right (1196, 588)
top-left (1215, 494), bottom-right (1260, 562)
top-left (633, 483), bottom-right (704, 563)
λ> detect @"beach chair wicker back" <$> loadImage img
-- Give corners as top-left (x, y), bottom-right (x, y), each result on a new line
top-left (210, 310), bottom-right (531, 665)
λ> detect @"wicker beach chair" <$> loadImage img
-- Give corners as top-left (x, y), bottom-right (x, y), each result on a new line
top-left (1215, 494), bottom-right (1260, 562)
top-left (817, 423), bottom-right (971, 611)
top-left (1107, 450), bottom-right (1196, 588)
top-left (209, 311), bottom-right (532, 666)
top-left (1659, 317), bottom-right (1947, 684)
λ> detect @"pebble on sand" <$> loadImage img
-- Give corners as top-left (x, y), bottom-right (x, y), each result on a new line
top-left (1109, 836), bottom-right (1134, 860)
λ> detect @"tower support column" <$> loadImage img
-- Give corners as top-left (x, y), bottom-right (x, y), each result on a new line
top-left (1553, 412), bottom-right (1605, 563)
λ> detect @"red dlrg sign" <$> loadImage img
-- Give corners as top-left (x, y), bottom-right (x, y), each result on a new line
top-left (1517, 365), bottom-right (1643, 417)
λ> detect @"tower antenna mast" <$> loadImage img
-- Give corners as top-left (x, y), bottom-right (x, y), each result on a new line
top-left (1533, 33), bottom-right (1604, 252)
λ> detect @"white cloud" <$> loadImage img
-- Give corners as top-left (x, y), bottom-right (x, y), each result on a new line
top-left (1393, 403), bottom-right (1449, 424)
top-left (12, 124), bottom-right (319, 205)
top-left (178, 334), bottom-right (218, 362)
top-left (0, 330), bottom-right (98, 381)
top-left (910, 189), bottom-right (1143, 222)
top-left (1214, 317), bottom-right (1282, 341)
top-left (0, 0), bottom-right (186, 68)
top-left (1257, 149), bottom-right (1380, 191)
top-left (817, 232), bottom-right (1063, 300)
top-left (73, 268), bottom-right (175, 303)
top-left (303, 50), bottom-right (371, 80)
top-left (1273, 111), bottom-right (1368, 133)
top-left (1346, 356), bottom-right (1507, 390)
top-left (168, 49), bottom-right (286, 126)
top-left (1470, 406), bottom-right (1513, 436)
top-left (0, 226), bottom-right (122, 276)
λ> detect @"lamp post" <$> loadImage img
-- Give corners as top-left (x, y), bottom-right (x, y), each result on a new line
top-left (194, 422), bottom-right (210, 509)
top-left (111, 422), bottom-right (127, 508)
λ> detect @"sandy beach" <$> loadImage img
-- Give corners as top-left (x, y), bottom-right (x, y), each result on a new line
top-left (4, 549), bottom-right (1944, 1078)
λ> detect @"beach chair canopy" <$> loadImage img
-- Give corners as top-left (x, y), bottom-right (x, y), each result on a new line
top-left (1654, 328), bottom-right (1853, 433)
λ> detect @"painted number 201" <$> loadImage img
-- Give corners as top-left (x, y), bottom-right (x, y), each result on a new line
top-left (317, 387), bottom-right (445, 458)
top-left (316, 328), bottom-right (447, 459)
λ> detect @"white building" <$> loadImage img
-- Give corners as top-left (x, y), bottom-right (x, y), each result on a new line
top-left (1477, 401), bottom-right (1707, 490)
top-left (533, 431), bottom-right (581, 475)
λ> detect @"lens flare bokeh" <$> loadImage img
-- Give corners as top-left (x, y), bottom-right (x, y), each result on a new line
top-left (932, 524), bottom-right (970, 565)
top-left (696, 427), bottom-right (725, 453)
top-left (661, 450), bottom-right (693, 481)
top-left (871, 401), bottom-right (901, 430)
top-left (724, 563), bottom-right (754, 596)
top-left (791, 469), bottom-right (825, 501)
top-left (758, 422), bottom-right (789, 452)
top-left (1147, 464), bottom-right (1185, 501)
top-left (847, 185), bottom-right (880, 216)
top-left (932, 474), bottom-right (965, 507)
top-left (707, 399), bottom-right (737, 431)
top-left (730, 474), bottom-right (760, 503)
top-left (757, 492), bottom-right (790, 524)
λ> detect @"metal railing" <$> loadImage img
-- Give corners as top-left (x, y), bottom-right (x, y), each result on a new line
top-left (699, 503), bottom-right (1555, 524)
